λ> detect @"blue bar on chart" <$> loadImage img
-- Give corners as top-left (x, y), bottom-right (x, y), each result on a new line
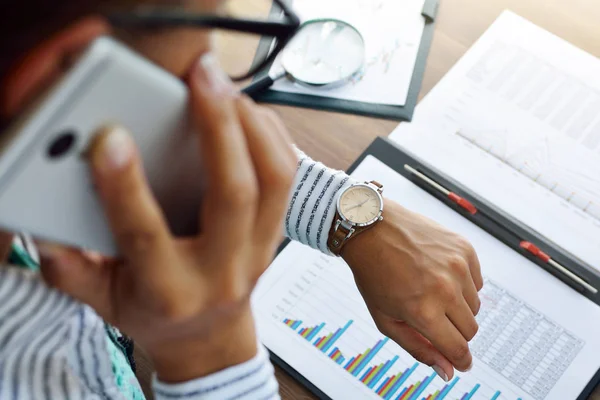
top-left (395, 386), bottom-right (410, 400)
top-left (307, 323), bottom-right (325, 341)
top-left (368, 356), bottom-right (399, 389)
top-left (312, 320), bottom-right (354, 352)
top-left (491, 391), bottom-right (501, 400)
top-left (283, 318), bottom-right (303, 331)
top-left (282, 317), bottom-right (475, 400)
top-left (282, 318), bottom-right (355, 355)
top-left (350, 338), bottom-right (389, 377)
top-left (380, 362), bottom-right (419, 400)
top-left (321, 320), bottom-right (354, 353)
top-left (328, 347), bottom-right (346, 364)
top-left (436, 376), bottom-right (460, 400)
top-left (459, 384), bottom-right (481, 400)
top-left (405, 371), bottom-right (437, 400)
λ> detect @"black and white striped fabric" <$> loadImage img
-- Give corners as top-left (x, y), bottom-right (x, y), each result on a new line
top-left (0, 267), bottom-right (127, 399)
top-left (153, 346), bottom-right (278, 400)
top-left (0, 267), bottom-right (280, 399)
top-left (288, 149), bottom-right (355, 254)
top-left (0, 149), bottom-right (350, 399)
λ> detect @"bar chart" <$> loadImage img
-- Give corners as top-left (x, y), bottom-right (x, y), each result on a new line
top-left (259, 250), bottom-right (534, 400)
top-left (255, 148), bottom-right (600, 399)
top-left (282, 315), bottom-right (509, 400)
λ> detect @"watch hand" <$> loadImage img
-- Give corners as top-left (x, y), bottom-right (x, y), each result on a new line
top-left (346, 203), bottom-right (362, 212)
top-left (346, 198), bottom-right (370, 212)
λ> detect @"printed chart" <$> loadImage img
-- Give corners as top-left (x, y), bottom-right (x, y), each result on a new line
top-left (255, 153), bottom-right (600, 400)
top-left (443, 41), bottom-right (600, 221)
top-left (390, 13), bottom-right (600, 268)
top-left (255, 247), bottom-right (587, 400)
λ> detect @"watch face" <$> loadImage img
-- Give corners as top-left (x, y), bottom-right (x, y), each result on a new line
top-left (339, 185), bottom-right (383, 225)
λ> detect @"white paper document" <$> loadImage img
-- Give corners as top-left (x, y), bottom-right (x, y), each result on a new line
top-left (253, 156), bottom-right (600, 400)
top-left (389, 11), bottom-right (600, 270)
top-left (270, 0), bottom-right (427, 106)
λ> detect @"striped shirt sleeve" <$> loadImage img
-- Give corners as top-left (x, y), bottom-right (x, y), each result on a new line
top-left (285, 147), bottom-right (356, 254)
top-left (153, 345), bottom-right (279, 400)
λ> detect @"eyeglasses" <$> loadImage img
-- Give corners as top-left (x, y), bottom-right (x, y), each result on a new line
top-left (107, 0), bottom-right (300, 82)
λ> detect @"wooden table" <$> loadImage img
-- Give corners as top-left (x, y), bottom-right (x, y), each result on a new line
top-left (135, 0), bottom-right (600, 398)
top-left (255, 0), bottom-right (600, 399)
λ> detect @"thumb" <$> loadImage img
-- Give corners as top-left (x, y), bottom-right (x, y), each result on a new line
top-left (37, 242), bottom-right (113, 316)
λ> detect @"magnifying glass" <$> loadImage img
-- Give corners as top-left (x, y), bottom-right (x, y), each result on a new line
top-left (243, 19), bottom-right (366, 96)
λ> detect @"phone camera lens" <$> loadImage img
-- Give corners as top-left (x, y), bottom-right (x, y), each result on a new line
top-left (47, 130), bottom-right (77, 160)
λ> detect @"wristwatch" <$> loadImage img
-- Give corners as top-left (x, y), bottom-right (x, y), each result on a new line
top-left (327, 181), bottom-right (384, 256)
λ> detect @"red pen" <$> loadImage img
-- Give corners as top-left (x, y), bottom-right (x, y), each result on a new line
top-left (404, 164), bottom-right (597, 295)
top-left (520, 242), bottom-right (597, 294)
top-left (404, 165), bottom-right (478, 215)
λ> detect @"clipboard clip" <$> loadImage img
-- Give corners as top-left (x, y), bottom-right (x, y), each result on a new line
top-left (403, 163), bottom-right (598, 296)
top-left (404, 165), bottom-right (477, 214)
top-left (520, 242), bottom-right (598, 294)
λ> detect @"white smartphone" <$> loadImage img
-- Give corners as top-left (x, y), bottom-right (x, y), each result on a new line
top-left (0, 37), bottom-right (204, 256)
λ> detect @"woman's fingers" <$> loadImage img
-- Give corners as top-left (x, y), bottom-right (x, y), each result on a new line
top-left (371, 308), bottom-right (454, 382)
top-left (466, 244), bottom-right (484, 291)
top-left (89, 126), bottom-right (174, 272)
top-left (463, 273), bottom-right (482, 316)
top-left (189, 54), bottom-right (258, 250)
top-left (447, 294), bottom-right (480, 341)
top-left (236, 98), bottom-right (296, 247)
top-left (37, 242), bottom-right (115, 318)
top-left (414, 313), bottom-right (474, 372)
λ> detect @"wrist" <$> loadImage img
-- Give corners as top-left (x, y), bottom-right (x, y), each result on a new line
top-left (150, 306), bottom-right (258, 383)
top-left (341, 198), bottom-right (396, 264)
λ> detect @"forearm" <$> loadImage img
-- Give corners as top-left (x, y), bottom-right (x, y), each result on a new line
top-left (151, 307), bottom-right (280, 399)
top-left (153, 345), bottom-right (280, 400)
top-left (285, 147), bottom-right (355, 253)
top-left (150, 307), bottom-right (258, 382)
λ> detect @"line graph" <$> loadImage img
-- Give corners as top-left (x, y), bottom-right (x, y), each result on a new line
top-left (455, 127), bottom-right (600, 220)
top-left (445, 41), bottom-right (600, 221)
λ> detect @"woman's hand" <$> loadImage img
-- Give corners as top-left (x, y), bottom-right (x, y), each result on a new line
top-left (343, 200), bottom-right (483, 382)
top-left (37, 54), bottom-right (297, 382)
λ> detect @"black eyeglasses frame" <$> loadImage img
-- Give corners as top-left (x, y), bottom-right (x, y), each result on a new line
top-left (108, 0), bottom-right (301, 81)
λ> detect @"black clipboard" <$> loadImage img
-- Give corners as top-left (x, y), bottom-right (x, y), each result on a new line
top-left (268, 137), bottom-right (600, 399)
top-left (248, 0), bottom-right (439, 121)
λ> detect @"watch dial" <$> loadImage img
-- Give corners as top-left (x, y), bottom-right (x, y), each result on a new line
top-left (339, 186), bottom-right (382, 224)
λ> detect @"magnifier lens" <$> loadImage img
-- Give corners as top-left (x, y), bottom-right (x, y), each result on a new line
top-left (281, 20), bottom-right (365, 86)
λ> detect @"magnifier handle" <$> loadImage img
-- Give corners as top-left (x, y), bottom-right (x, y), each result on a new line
top-left (242, 75), bottom-right (276, 98)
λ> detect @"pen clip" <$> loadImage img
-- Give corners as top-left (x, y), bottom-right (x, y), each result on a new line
top-left (404, 164), bottom-right (478, 215)
top-left (520, 241), bottom-right (550, 263)
top-left (520, 241), bottom-right (598, 295)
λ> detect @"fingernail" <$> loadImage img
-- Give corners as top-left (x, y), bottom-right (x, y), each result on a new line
top-left (193, 53), bottom-right (236, 96)
top-left (97, 126), bottom-right (134, 173)
top-left (465, 361), bottom-right (473, 372)
top-left (83, 250), bottom-right (103, 264)
top-left (432, 365), bottom-right (449, 382)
